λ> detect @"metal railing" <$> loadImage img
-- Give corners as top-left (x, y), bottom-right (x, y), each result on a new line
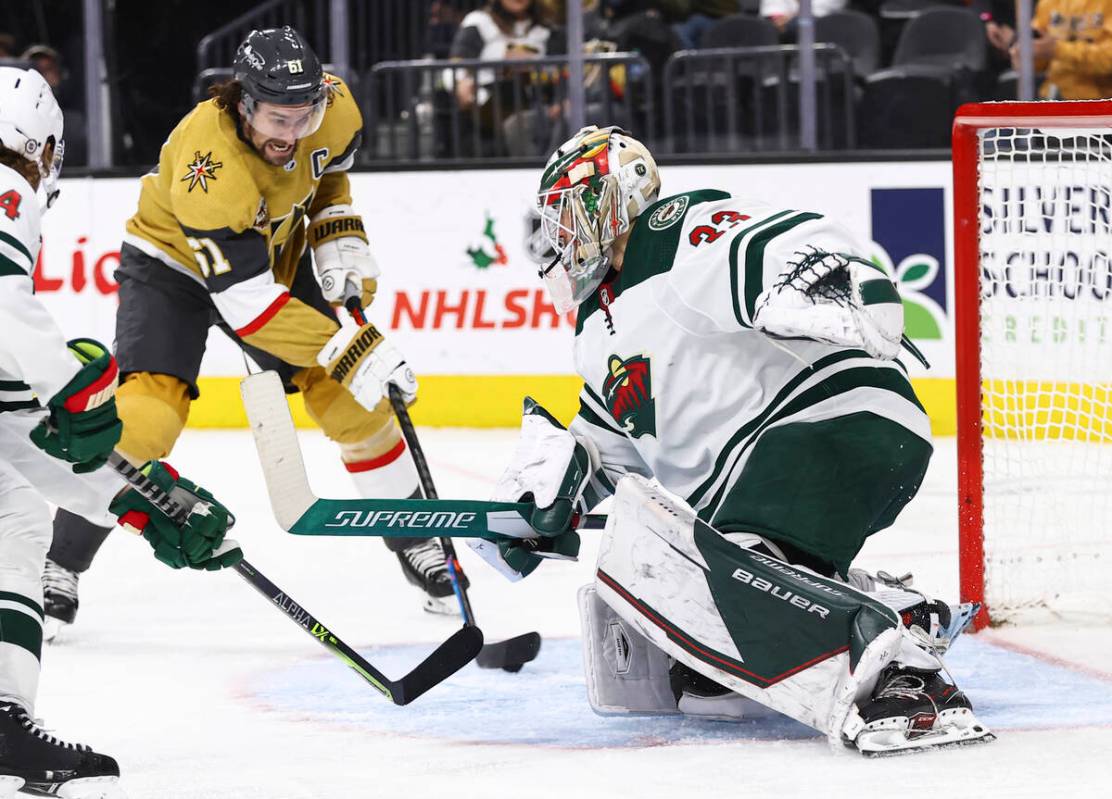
top-left (363, 53), bottom-right (656, 164)
top-left (663, 44), bottom-right (857, 155)
top-left (348, 0), bottom-right (485, 69)
top-left (196, 0), bottom-right (321, 72)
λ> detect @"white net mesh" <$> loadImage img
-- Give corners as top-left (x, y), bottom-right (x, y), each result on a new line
top-left (977, 125), bottom-right (1112, 622)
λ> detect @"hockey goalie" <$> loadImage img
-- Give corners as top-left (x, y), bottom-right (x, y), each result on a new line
top-left (471, 126), bottom-right (993, 756)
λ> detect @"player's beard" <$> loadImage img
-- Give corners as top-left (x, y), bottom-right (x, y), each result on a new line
top-left (258, 138), bottom-right (296, 166)
top-left (244, 123), bottom-right (297, 166)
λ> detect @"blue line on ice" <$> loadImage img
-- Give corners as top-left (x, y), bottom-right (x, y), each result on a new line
top-left (246, 636), bottom-right (1112, 747)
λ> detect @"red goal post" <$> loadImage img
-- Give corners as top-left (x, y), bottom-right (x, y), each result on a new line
top-left (953, 101), bottom-right (1112, 629)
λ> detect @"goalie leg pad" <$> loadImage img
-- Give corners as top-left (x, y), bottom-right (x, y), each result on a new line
top-left (595, 474), bottom-right (903, 746)
top-left (578, 583), bottom-right (679, 716)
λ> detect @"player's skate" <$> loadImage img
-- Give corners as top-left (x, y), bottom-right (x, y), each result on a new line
top-left (396, 539), bottom-right (468, 615)
top-left (851, 663), bottom-right (994, 756)
top-left (42, 557), bottom-right (80, 642)
top-left (0, 703), bottom-right (123, 798)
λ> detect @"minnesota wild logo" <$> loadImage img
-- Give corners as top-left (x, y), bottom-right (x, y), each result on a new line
top-left (602, 354), bottom-right (655, 438)
top-left (466, 212), bottom-right (508, 269)
top-left (180, 150), bottom-right (222, 193)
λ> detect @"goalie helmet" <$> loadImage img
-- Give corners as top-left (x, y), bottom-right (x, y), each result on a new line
top-left (536, 126), bottom-right (660, 313)
top-left (0, 66), bottom-right (65, 210)
top-left (234, 26), bottom-right (326, 140)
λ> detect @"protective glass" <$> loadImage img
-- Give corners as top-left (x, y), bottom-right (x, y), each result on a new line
top-left (243, 95), bottom-right (326, 141)
top-left (536, 179), bottom-right (618, 313)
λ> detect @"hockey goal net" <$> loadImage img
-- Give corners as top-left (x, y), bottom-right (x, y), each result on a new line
top-left (954, 101), bottom-right (1112, 627)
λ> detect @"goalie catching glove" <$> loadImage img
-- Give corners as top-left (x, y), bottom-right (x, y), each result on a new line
top-left (317, 317), bottom-right (418, 411)
top-left (29, 338), bottom-right (123, 473)
top-left (470, 398), bottom-right (589, 580)
top-left (110, 461), bottom-right (242, 571)
top-left (753, 249), bottom-right (904, 360)
top-left (310, 204), bottom-right (379, 308)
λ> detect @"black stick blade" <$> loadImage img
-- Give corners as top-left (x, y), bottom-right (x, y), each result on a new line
top-left (475, 632), bottom-right (542, 673)
top-left (393, 625), bottom-right (485, 705)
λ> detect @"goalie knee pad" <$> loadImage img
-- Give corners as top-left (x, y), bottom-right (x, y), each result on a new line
top-left (578, 583), bottom-right (678, 716)
top-left (115, 372), bottom-right (190, 462)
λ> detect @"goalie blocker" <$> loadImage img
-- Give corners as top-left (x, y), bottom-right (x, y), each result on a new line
top-left (583, 474), bottom-right (993, 754)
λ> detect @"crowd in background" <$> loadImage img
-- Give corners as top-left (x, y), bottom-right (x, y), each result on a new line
top-left (3, 0), bottom-right (1112, 166)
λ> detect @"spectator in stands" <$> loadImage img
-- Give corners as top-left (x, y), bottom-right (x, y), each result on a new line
top-left (656, 1), bottom-right (738, 49)
top-left (973, 1), bottom-right (1017, 57)
top-left (1010, 0), bottom-right (1112, 99)
top-left (447, 0), bottom-right (553, 156)
top-left (759, 0), bottom-right (847, 39)
top-left (0, 33), bottom-right (17, 59)
top-left (22, 45), bottom-right (87, 165)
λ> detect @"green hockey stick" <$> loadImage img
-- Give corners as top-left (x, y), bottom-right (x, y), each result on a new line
top-left (240, 370), bottom-right (606, 540)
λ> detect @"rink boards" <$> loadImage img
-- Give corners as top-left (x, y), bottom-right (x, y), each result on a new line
top-left (37, 160), bottom-right (958, 430)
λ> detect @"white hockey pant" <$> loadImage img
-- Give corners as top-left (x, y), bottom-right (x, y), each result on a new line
top-left (0, 410), bottom-right (124, 711)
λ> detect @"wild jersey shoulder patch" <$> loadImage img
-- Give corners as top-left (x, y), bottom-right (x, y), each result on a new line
top-left (647, 195), bottom-right (688, 231)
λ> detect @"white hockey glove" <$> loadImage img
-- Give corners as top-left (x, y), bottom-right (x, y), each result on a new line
top-left (317, 317), bottom-right (418, 411)
top-left (309, 204), bottom-right (380, 307)
top-left (470, 398), bottom-right (590, 581)
top-left (753, 249), bottom-right (904, 360)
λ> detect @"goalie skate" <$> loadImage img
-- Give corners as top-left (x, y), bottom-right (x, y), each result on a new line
top-left (849, 664), bottom-right (995, 757)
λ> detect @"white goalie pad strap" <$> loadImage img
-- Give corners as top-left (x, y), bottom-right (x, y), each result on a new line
top-left (594, 474), bottom-right (902, 748)
top-left (578, 584), bottom-right (679, 716)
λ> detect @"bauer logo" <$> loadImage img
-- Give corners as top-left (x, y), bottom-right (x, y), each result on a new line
top-left (869, 188), bottom-right (947, 340)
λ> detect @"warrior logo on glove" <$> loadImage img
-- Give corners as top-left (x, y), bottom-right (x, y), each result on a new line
top-left (602, 354), bottom-right (655, 438)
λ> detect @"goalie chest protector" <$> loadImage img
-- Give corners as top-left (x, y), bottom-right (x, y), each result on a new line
top-left (570, 190), bottom-right (931, 520)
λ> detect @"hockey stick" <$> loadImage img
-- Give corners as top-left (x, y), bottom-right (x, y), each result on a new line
top-left (107, 452), bottom-right (483, 705)
top-left (387, 384), bottom-right (541, 673)
top-left (241, 369), bottom-right (607, 539)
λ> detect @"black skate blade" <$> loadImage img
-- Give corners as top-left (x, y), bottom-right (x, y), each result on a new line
top-left (475, 632), bottom-right (542, 672)
top-left (859, 730), bottom-right (996, 758)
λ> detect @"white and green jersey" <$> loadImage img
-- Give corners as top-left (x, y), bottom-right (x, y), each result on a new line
top-left (568, 190), bottom-right (931, 521)
top-left (0, 163), bottom-right (80, 415)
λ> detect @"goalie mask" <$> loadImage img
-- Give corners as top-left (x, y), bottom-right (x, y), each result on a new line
top-left (536, 126), bottom-right (660, 312)
top-left (0, 66), bottom-right (65, 210)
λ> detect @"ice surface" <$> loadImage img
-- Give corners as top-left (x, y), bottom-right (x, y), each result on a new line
top-left (36, 431), bottom-right (1112, 798)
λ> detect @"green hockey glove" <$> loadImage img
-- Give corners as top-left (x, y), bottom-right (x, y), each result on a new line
top-left (470, 397), bottom-right (591, 580)
top-left (29, 338), bottom-right (123, 473)
top-left (109, 461), bottom-right (242, 571)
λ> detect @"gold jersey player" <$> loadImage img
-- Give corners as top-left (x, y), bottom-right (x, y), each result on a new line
top-left (43, 27), bottom-right (463, 630)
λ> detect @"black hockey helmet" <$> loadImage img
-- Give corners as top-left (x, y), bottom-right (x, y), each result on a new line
top-left (234, 26), bottom-right (323, 106)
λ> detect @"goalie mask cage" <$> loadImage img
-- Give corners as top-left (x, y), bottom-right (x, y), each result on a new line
top-left (954, 101), bottom-right (1112, 628)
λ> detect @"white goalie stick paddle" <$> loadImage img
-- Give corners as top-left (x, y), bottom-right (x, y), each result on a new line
top-left (107, 452), bottom-right (482, 705)
top-left (387, 384), bottom-right (542, 673)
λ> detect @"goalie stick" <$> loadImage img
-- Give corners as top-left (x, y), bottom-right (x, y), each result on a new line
top-left (240, 370), bottom-right (607, 540)
top-left (107, 452), bottom-right (483, 705)
top-left (387, 384), bottom-right (541, 673)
